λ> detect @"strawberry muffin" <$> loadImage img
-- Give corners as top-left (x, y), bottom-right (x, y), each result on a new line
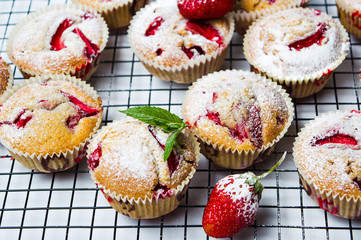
top-left (87, 117), bottom-right (200, 219)
top-left (128, 0), bottom-right (234, 84)
top-left (336, 0), bottom-right (361, 39)
top-left (0, 57), bottom-right (13, 96)
top-left (233, 0), bottom-right (308, 34)
top-left (7, 4), bottom-right (108, 81)
top-left (182, 70), bottom-right (293, 169)
top-left (293, 110), bottom-right (361, 219)
top-left (72, 0), bottom-right (148, 28)
top-left (244, 8), bottom-right (350, 98)
top-left (0, 75), bottom-right (103, 172)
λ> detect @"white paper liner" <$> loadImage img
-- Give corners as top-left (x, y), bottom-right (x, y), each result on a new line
top-left (293, 110), bottom-right (361, 219)
top-left (127, 3), bottom-right (235, 84)
top-left (184, 69), bottom-right (294, 170)
top-left (88, 125), bottom-right (200, 219)
top-left (6, 4), bottom-right (109, 81)
top-left (336, 1), bottom-right (361, 39)
top-left (72, 0), bottom-right (148, 28)
top-left (0, 74), bottom-right (103, 173)
top-left (232, 1), bottom-right (307, 34)
top-left (243, 9), bottom-right (349, 98)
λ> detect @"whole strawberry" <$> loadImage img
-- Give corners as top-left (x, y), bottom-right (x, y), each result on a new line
top-left (202, 152), bottom-right (286, 238)
top-left (177, 0), bottom-right (234, 20)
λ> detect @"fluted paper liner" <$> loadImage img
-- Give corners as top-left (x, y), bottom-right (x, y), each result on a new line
top-left (293, 110), bottom-right (361, 219)
top-left (6, 4), bottom-right (109, 81)
top-left (232, 1), bottom-right (307, 35)
top-left (243, 10), bottom-right (349, 98)
top-left (183, 69), bottom-right (294, 170)
top-left (72, 0), bottom-right (148, 29)
top-left (336, 0), bottom-right (361, 39)
top-left (88, 125), bottom-right (200, 219)
top-left (127, 3), bottom-right (235, 84)
top-left (0, 74), bottom-right (103, 173)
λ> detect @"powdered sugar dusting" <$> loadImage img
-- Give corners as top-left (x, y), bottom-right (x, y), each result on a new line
top-left (216, 175), bottom-right (257, 203)
top-left (129, 0), bottom-right (231, 66)
top-left (245, 8), bottom-right (349, 79)
top-left (182, 70), bottom-right (289, 148)
top-left (10, 7), bottom-right (106, 73)
top-left (295, 110), bottom-right (361, 196)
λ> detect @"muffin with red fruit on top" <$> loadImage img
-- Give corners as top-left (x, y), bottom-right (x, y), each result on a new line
top-left (0, 74), bottom-right (102, 172)
top-left (244, 8), bottom-right (349, 98)
top-left (128, 0), bottom-right (234, 84)
top-left (87, 112), bottom-right (200, 219)
top-left (336, 0), bottom-right (361, 39)
top-left (7, 4), bottom-right (108, 81)
top-left (182, 69), bottom-right (293, 169)
top-left (293, 110), bottom-right (361, 219)
top-left (0, 57), bottom-right (13, 96)
top-left (72, 0), bottom-right (148, 29)
top-left (233, 0), bottom-right (308, 34)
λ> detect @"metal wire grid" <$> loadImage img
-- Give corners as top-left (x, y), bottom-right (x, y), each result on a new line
top-left (0, 0), bottom-right (361, 239)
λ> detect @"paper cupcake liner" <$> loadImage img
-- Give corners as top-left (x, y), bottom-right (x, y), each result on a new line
top-left (128, 4), bottom-right (235, 84)
top-left (187, 70), bottom-right (294, 170)
top-left (72, 0), bottom-right (148, 29)
top-left (336, 2), bottom-right (361, 39)
top-left (88, 126), bottom-right (200, 219)
top-left (0, 74), bottom-right (103, 173)
top-left (232, 1), bottom-right (308, 35)
top-left (6, 4), bottom-right (109, 82)
top-left (293, 110), bottom-right (361, 219)
top-left (244, 12), bottom-right (349, 99)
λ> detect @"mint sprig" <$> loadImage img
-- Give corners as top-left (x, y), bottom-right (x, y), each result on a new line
top-left (119, 106), bottom-right (188, 161)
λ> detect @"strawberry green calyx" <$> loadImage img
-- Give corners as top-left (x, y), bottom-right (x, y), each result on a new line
top-left (240, 152), bottom-right (287, 199)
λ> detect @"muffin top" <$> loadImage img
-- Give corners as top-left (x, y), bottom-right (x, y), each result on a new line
top-left (244, 8), bottom-right (349, 80)
top-left (73, 0), bottom-right (133, 9)
top-left (235, 0), bottom-right (307, 12)
top-left (294, 110), bottom-right (361, 199)
top-left (182, 70), bottom-right (291, 152)
top-left (0, 79), bottom-right (102, 156)
top-left (87, 117), bottom-right (198, 200)
top-left (336, 0), bottom-right (361, 11)
top-left (0, 57), bottom-right (11, 96)
top-left (8, 5), bottom-right (108, 75)
top-left (128, 0), bottom-right (234, 67)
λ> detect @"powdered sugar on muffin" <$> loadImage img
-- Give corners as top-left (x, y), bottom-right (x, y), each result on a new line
top-left (129, 0), bottom-right (232, 67)
top-left (244, 8), bottom-right (349, 80)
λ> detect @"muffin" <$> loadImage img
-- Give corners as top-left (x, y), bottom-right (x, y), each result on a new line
top-left (128, 0), bottom-right (234, 84)
top-left (7, 4), bottom-right (109, 81)
top-left (336, 0), bottom-right (361, 39)
top-left (293, 110), bottom-right (361, 219)
top-left (182, 69), bottom-right (293, 169)
top-left (244, 8), bottom-right (350, 98)
top-left (87, 116), bottom-right (200, 219)
top-left (0, 74), bottom-right (103, 172)
top-left (72, 0), bottom-right (148, 29)
top-left (233, 0), bottom-right (308, 34)
top-left (0, 57), bottom-right (13, 96)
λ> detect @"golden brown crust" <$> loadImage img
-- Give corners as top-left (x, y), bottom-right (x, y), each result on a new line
top-left (0, 60), bottom-right (10, 95)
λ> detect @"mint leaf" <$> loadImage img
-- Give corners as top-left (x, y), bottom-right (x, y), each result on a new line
top-left (119, 106), bottom-right (188, 161)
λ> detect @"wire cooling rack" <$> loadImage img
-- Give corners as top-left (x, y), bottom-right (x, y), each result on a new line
top-left (1, 0), bottom-right (361, 239)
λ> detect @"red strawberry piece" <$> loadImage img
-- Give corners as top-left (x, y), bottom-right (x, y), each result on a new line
top-left (289, 23), bottom-right (327, 51)
top-left (352, 11), bottom-right (361, 30)
top-left (185, 20), bottom-right (223, 45)
top-left (152, 183), bottom-right (174, 199)
top-left (206, 110), bottom-right (222, 125)
top-left (181, 45), bottom-right (205, 59)
top-left (145, 16), bottom-right (164, 36)
top-left (202, 153), bottom-right (286, 238)
top-left (88, 144), bottom-right (102, 170)
top-left (229, 119), bottom-right (249, 143)
top-left (312, 132), bottom-right (358, 146)
top-left (50, 18), bottom-right (74, 51)
top-left (81, 11), bottom-right (95, 20)
top-left (177, 0), bottom-right (234, 20)
top-left (156, 48), bottom-right (164, 56)
top-left (72, 28), bottom-right (100, 60)
top-left (61, 91), bottom-right (100, 129)
top-left (0, 109), bottom-right (33, 128)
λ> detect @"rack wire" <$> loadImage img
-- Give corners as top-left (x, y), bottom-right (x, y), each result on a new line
top-left (0, 0), bottom-right (361, 239)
